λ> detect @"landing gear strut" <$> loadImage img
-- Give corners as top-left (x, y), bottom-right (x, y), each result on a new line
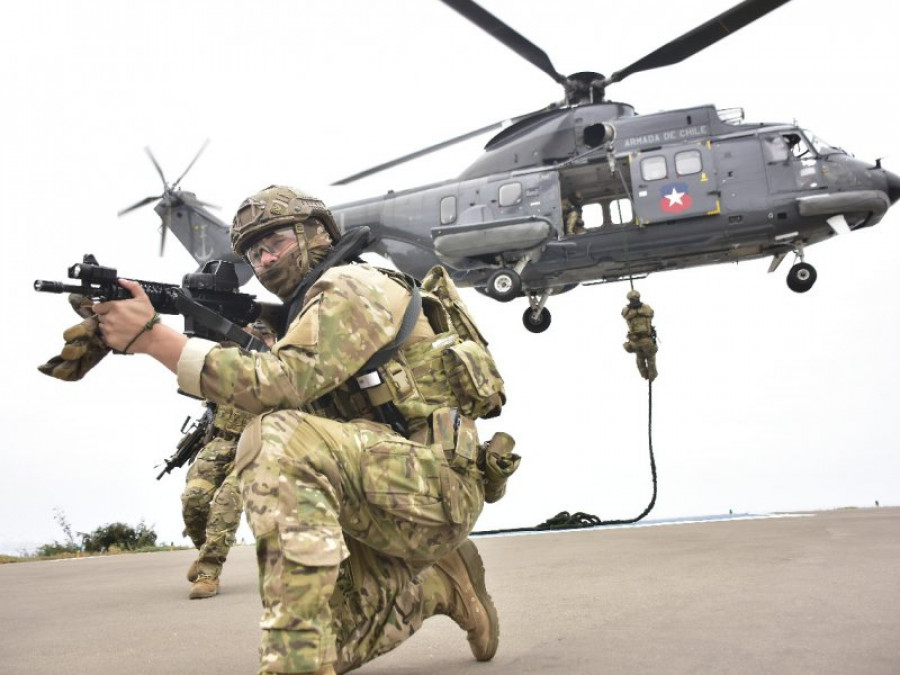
top-left (522, 292), bottom-right (551, 333)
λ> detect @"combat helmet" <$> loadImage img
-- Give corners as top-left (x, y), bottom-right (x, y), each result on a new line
top-left (626, 290), bottom-right (641, 301)
top-left (231, 185), bottom-right (341, 256)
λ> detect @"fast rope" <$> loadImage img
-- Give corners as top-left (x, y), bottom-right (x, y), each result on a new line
top-left (473, 378), bottom-right (657, 535)
top-left (474, 203), bottom-right (658, 535)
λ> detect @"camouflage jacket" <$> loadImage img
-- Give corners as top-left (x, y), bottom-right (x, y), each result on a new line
top-left (622, 303), bottom-right (655, 339)
top-left (176, 263), bottom-right (433, 415)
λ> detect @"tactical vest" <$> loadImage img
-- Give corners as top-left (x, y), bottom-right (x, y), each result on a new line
top-left (624, 304), bottom-right (654, 339)
top-left (308, 265), bottom-right (506, 434)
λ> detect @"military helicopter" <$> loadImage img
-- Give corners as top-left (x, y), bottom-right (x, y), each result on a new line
top-left (119, 0), bottom-right (900, 333)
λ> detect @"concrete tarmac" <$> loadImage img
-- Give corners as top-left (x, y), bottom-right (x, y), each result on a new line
top-left (1, 507), bottom-right (898, 674)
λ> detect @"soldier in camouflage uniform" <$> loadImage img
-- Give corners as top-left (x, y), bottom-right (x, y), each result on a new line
top-left (183, 323), bottom-right (277, 600)
top-left (562, 192), bottom-right (585, 235)
top-left (622, 289), bottom-right (658, 381)
top-left (93, 186), bottom-right (519, 675)
top-left (181, 404), bottom-right (253, 599)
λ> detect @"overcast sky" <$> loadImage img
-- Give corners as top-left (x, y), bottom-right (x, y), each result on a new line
top-left (3, 0), bottom-right (899, 555)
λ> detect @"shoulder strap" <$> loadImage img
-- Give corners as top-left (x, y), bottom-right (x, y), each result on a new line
top-left (358, 280), bottom-right (421, 374)
top-left (279, 226), bottom-right (373, 337)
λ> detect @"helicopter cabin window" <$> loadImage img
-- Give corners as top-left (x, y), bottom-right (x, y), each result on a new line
top-left (440, 196), bottom-right (457, 225)
top-left (609, 198), bottom-right (633, 225)
top-left (581, 203), bottom-right (603, 229)
top-left (498, 182), bottom-right (522, 207)
top-left (783, 132), bottom-right (811, 159)
top-left (675, 150), bottom-right (702, 176)
top-left (804, 130), bottom-right (845, 157)
top-left (762, 134), bottom-right (790, 163)
top-left (640, 156), bottom-right (667, 181)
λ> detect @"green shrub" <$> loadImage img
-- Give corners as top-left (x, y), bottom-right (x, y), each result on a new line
top-left (35, 541), bottom-right (82, 557)
top-left (80, 520), bottom-right (158, 552)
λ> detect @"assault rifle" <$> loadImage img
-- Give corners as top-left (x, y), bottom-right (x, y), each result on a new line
top-left (156, 404), bottom-right (215, 479)
top-left (34, 254), bottom-right (270, 351)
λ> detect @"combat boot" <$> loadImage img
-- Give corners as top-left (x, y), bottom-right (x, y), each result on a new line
top-left (186, 559), bottom-right (200, 583)
top-left (428, 539), bottom-right (499, 661)
top-left (189, 574), bottom-right (219, 599)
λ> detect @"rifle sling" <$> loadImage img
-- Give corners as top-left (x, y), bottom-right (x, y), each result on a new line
top-left (172, 289), bottom-right (269, 352)
top-left (278, 226), bottom-right (419, 371)
top-left (279, 226), bottom-right (372, 336)
top-left (358, 282), bottom-right (421, 374)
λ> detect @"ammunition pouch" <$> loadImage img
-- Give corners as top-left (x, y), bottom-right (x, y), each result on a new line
top-left (311, 265), bottom-right (507, 441)
top-left (432, 407), bottom-right (479, 475)
top-left (442, 340), bottom-right (505, 419)
top-left (213, 406), bottom-right (255, 440)
top-left (432, 408), bottom-right (518, 503)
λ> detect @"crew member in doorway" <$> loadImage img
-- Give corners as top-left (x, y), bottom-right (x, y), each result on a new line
top-left (562, 193), bottom-right (586, 235)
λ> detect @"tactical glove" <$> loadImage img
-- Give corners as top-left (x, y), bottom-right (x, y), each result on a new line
top-left (481, 432), bottom-right (520, 504)
top-left (68, 293), bottom-right (94, 319)
top-left (38, 295), bottom-right (111, 381)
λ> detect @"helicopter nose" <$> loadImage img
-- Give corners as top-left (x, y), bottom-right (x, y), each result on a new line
top-left (887, 169), bottom-right (900, 205)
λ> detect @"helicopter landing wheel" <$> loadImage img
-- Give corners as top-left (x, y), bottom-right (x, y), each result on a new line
top-left (486, 269), bottom-right (521, 302)
top-left (786, 262), bottom-right (817, 293)
top-left (523, 307), bottom-right (552, 333)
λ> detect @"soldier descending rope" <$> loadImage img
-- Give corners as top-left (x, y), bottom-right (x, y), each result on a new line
top-left (622, 290), bottom-right (658, 381)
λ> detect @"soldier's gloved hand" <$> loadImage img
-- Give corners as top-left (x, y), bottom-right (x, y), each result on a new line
top-left (68, 293), bottom-right (94, 319)
top-left (38, 314), bottom-right (111, 382)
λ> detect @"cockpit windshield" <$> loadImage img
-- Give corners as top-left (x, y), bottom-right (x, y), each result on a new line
top-left (803, 129), bottom-right (847, 157)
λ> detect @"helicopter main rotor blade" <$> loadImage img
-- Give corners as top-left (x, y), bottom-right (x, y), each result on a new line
top-left (159, 221), bottom-right (167, 256)
top-left (172, 139), bottom-right (210, 190)
top-left (439, 0), bottom-right (566, 86)
top-left (179, 190), bottom-right (220, 211)
top-left (331, 107), bottom-right (550, 186)
top-left (144, 147), bottom-right (168, 187)
top-left (159, 208), bottom-right (171, 256)
top-left (604, 0), bottom-right (792, 87)
top-left (117, 194), bottom-right (163, 217)
top-left (332, 121), bottom-right (502, 186)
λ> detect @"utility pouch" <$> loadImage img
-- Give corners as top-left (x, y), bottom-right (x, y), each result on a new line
top-left (442, 341), bottom-right (506, 419)
top-left (433, 407), bottom-right (479, 475)
top-left (481, 432), bottom-right (520, 503)
top-left (213, 406), bottom-right (255, 438)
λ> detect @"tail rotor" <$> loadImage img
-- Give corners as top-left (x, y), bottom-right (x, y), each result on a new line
top-left (117, 140), bottom-right (213, 256)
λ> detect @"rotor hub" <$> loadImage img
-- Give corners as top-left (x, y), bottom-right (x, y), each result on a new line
top-left (564, 72), bottom-right (606, 106)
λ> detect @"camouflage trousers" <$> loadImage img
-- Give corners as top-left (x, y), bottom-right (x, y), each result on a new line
top-left (624, 337), bottom-right (658, 381)
top-left (181, 436), bottom-right (243, 578)
top-left (238, 410), bottom-right (485, 674)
